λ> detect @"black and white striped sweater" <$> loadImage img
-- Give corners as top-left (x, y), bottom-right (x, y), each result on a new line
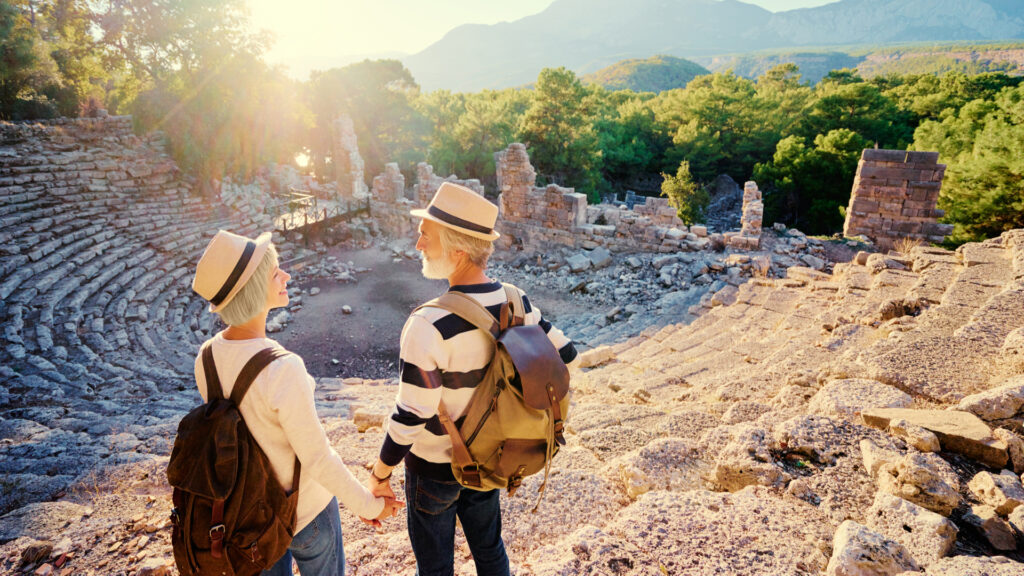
top-left (380, 280), bottom-right (579, 481)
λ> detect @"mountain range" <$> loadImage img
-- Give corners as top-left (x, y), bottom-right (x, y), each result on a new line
top-left (402, 0), bottom-right (1024, 92)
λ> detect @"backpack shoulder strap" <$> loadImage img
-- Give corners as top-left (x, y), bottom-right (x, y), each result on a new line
top-left (229, 347), bottom-right (292, 406)
top-left (502, 283), bottom-right (526, 327)
top-left (420, 292), bottom-right (501, 340)
top-left (201, 341), bottom-right (225, 401)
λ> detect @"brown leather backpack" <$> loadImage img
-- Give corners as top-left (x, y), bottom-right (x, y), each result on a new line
top-left (167, 344), bottom-right (300, 576)
top-left (419, 283), bottom-right (570, 505)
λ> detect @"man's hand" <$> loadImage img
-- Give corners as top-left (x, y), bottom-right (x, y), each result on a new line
top-left (368, 476), bottom-right (395, 500)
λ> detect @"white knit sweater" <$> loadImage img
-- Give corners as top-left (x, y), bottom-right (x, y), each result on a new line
top-left (194, 332), bottom-right (384, 530)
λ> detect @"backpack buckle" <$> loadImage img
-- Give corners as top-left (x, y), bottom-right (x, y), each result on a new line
top-left (460, 463), bottom-right (482, 487)
top-left (209, 524), bottom-right (226, 538)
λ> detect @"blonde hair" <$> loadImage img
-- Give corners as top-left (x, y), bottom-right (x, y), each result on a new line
top-left (438, 225), bottom-right (494, 269)
top-left (217, 245), bottom-right (279, 326)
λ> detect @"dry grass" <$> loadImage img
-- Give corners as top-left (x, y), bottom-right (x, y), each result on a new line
top-left (892, 236), bottom-right (924, 256)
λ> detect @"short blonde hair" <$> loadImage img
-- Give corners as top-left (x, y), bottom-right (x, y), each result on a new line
top-left (217, 245), bottom-right (279, 326)
top-left (438, 225), bottom-right (494, 269)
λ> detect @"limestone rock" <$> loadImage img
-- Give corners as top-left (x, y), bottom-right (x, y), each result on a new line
top-left (922, 555), bottom-right (1024, 575)
top-left (967, 470), bottom-right (1024, 515)
top-left (0, 502), bottom-right (92, 542)
top-left (588, 246), bottom-right (612, 270)
top-left (352, 408), bottom-right (387, 433)
top-left (861, 408), bottom-right (1008, 468)
top-left (861, 439), bottom-right (902, 480)
top-left (309, 287), bottom-right (320, 296)
top-left (889, 418), bottom-right (940, 452)
top-left (20, 540), bottom-right (53, 565)
top-left (135, 556), bottom-right (170, 575)
top-left (961, 504), bottom-right (1018, 551)
top-left (809, 379), bottom-right (912, 420)
top-left (876, 453), bottom-right (961, 517)
top-left (956, 377), bottom-right (1024, 421)
top-left (865, 492), bottom-right (957, 564)
top-left (992, 428), bottom-right (1024, 474)
top-left (1008, 504), bottom-right (1024, 535)
top-left (567, 254), bottom-right (591, 273)
top-left (826, 520), bottom-right (918, 576)
top-left (578, 346), bottom-right (615, 369)
top-left (713, 424), bottom-right (789, 491)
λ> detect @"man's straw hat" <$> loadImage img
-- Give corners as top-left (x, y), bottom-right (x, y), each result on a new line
top-left (192, 230), bottom-right (273, 313)
top-left (410, 182), bottom-right (500, 241)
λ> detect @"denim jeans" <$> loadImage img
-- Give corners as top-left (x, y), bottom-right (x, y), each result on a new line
top-left (405, 469), bottom-right (510, 576)
top-left (263, 497), bottom-right (345, 576)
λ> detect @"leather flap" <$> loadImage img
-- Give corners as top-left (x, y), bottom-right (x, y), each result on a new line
top-left (166, 399), bottom-right (241, 499)
top-left (499, 324), bottom-right (569, 410)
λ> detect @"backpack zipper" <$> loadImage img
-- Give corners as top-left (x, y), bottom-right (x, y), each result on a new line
top-left (465, 382), bottom-right (503, 447)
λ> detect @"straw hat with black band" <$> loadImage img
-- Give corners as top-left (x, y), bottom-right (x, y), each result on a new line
top-left (410, 182), bottom-right (500, 241)
top-left (192, 230), bottom-right (273, 313)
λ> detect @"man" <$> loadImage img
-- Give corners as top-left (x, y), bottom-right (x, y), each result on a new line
top-left (367, 182), bottom-right (579, 576)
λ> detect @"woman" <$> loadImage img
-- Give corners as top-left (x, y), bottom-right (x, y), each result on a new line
top-left (191, 230), bottom-right (403, 575)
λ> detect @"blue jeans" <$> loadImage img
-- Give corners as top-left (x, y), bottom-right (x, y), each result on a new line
top-left (263, 497), bottom-right (345, 576)
top-left (405, 469), bottom-right (510, 576)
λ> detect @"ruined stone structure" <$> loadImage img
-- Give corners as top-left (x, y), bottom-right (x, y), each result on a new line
top-left (844, 149), bottom-right (953, 250)
top-left (725, 181), bottom-right (764, 250)
top-left (415, 162), bottom-right (483, 207)
top-left (333, 114), bottom-right (367, 200)
top-left (495, 143), bottom-right (707, 253)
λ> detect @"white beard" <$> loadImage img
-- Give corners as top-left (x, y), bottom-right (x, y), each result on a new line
top-left (421, 253), bottom-right (456, 280)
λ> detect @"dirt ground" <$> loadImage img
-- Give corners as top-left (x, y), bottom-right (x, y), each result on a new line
top-left (276, 246), bottom-right (447, 379)
top-left (275, 245), bottom-right (592, 380)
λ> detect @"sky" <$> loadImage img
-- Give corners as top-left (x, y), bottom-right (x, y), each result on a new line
top-left (248, 0), bottom-right (839, 79)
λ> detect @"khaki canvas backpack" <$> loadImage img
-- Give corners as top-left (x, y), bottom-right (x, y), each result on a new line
top-left (166, 344), bottom-right (300, 576)
top-left (419, 283), bottom-right (570, 502)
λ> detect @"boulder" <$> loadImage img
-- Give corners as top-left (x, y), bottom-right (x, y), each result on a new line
top-left (889, 418), bottom-right (940, 453)
top-left (825, 520), bottom-right (918, 576)
top-left (578, 346), bottom-right (615, 369)
top-left (809, 380), bottom-right (913, 420)
top-left (876, 453), bottom-right (961, 516)
top-left (861, 439), bottom-right (902, 480)
top-left (961, 505), bottom-right (1018, 551)
top-left (993, 428), bottom-right (1024, 474)
top-left (956, 377), bottom-right (1024, 421)
top-left (588, 247), bottom-right (612, 270)
top-left (567, 254), bottom-right (591, 273)
top-left (865, 492), bottom-right (957, 565)
top-left (135, 557), bottom-right (170, 576)
top-left (861, 408), bottom-right (1008, 469)
top-left (967, 470), bottom-right (1024, 515)
top-left (713, 424), bottom-right (789, 492)
top-left (352, 408), bottom-right (387, 433)
top-left (690, 225), bottom-right (708, 237)
top-left (1008, 503), bottom-right (1024, 535)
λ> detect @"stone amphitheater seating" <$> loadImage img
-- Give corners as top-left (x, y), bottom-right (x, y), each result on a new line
top-left (0, 118), bottom-right (299, 512)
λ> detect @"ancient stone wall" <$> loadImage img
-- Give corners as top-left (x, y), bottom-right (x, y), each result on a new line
top-left (495, 143), bottom-right (708, 253)
top-left (724, 181), bottom-right (763, 250)
top-left (843, 149), bottom-right (953, 250)
top-left (415, 162), bottom-right (484, 206)
top-left (333, 114), bottom-right (367, 200)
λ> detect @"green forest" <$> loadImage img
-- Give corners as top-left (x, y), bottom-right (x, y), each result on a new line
top-left (3, 1), bottom-right (1024, 245)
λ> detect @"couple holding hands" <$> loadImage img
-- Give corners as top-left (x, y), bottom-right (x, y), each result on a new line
top-left (190, 183), bottom-right (579, 576)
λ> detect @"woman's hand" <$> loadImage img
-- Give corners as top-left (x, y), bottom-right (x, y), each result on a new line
top-left (359, 496), bottom-right (405, 528)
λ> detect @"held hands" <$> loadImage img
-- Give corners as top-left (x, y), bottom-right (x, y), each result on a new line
top-left (359, 465), bottom-right (404, 528)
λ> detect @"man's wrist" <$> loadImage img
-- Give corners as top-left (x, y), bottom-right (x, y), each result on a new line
top-left (371, 462), bottom-right (393, 483)
top-left (371, 468), bottom-right (392, 483)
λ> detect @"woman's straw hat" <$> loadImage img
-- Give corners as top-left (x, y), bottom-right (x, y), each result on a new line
top-left (410, 182), bottom-right (500, 241)
top-left (192, 230), bottom-right (273, 313)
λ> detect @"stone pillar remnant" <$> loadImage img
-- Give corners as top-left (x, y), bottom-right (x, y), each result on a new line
top-left (843, 149), bottom-right (952, 250)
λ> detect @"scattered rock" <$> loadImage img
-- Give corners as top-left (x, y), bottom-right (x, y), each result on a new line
top-left (993, 428), bottom-right (1024, 474)
top-left (876, 453), bottom-right (961, 516)
top-left (889, 418), bottom-right (940, 452)
top-left (865, 492), bottom-right (957, 565)
top-left (825, 520), bottom-right (918, 576)
top-left (20, 541), bottom-right (53, 565)
top-left (956, 377), bottom-right (1024, 421)
top-left (309, 287), bottom-right (321, 296)
top-left (135, 557), bottom-right (170, 575)
top-left (967, 470), bottom-right (1024, 515)
top-left (713, 424), bottom-right (789, 491)
top-left (861, 439), bottom-right (902, 480)
top-left (578, 346), bottom-right (615, 369)
top-left (921, 555), bottom-right (1024, 575)
top-left (861, 408), bottom-right (1008, 469)
top-left (352, 408), bottom-right (387, 433)
top-left (961, 504), bottom-right (1018, 551)
top-left (588, 247), bottom-right (612, 270)
top-left (567, 254), bottom-right (591, 273)
top-left (341, 305), bottom-right (353, 315)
